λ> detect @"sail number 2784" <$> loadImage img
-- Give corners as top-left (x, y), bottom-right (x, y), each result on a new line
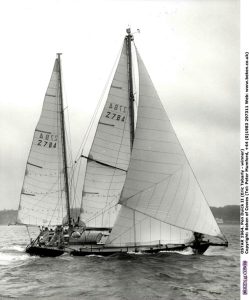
top-left (105, 103), bottom-right (127, 122)
top-left (36, 133), bottom-right (57, 148)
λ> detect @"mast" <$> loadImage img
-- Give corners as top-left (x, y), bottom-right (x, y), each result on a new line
top-left (126, 28), bottom-right (135, 148)
top-left (126, 28), bottom-right (137, 249)
top-left (57, 53), bottom-right (71, 227)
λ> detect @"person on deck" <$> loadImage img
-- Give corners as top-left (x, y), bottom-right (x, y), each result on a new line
top-left (47, 225), bottom-right (64, 248)
top-left (39, 227), bottom-right (50, 245)
top-left (193, 232), bottom-right (204, 248)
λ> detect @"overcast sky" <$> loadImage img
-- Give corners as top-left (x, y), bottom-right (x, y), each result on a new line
top-left (0, 0), bottom-right (239, 210)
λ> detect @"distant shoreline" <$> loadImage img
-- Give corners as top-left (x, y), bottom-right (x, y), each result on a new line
top-left (0, 205), bottom-right (239, 226)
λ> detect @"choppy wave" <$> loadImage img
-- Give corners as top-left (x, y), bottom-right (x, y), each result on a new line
top-left (160, 247), bottom-right (194, 255)
top-left (0, 245), bottom-right (25, 252)
top-left (0, 252), bottom-right (29, 265)
top-left (0, 224), bottom-right (240, 300)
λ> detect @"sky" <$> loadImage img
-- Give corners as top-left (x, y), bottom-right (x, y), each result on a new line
top-left (0, 0), bottom-right (239, 210)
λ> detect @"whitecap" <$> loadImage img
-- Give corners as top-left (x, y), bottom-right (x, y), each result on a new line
top-left (127, 251), bottom-right (146, 255)
top-left (0, 252), bottom-right (29, 265)
top-left (0, 245), bottom-right (25, 252)
top-left (86, 254), bottom-right (104, 258)
top-left (160, 247), bottom-right (194, 255)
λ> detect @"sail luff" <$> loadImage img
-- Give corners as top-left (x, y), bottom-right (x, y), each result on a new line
top-left (57, 53), bottom-right (71, 226)
top-left (126, 29), bottom-right (135, 148)
top-left (126, 28), bottom-right (137, 247)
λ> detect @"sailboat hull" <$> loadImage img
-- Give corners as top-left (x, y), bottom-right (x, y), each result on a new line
top-left (69, 244), bottom-right (191, 256)
top-left (69, 240), bottom-right (226, 256)
top-left (26, 245), bottom-right (65, 257)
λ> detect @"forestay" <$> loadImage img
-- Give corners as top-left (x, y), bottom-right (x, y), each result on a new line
top-left (80, 42), bottom-right (131, 228)
top-left (17, 59), bottom-right (68, 226)
top-left (107, 48), bottom-right (223, 245)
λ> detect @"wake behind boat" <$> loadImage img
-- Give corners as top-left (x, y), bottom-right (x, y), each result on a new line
top-left (17, 29), bottom-right (228, 257)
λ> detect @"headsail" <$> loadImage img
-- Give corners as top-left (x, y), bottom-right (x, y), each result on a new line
top-left (80, 42), bottom-right (131, 228)
top-left (107, 36), bottom-right (224, 246)
top-left (17, 57), bottom-right (69, 226)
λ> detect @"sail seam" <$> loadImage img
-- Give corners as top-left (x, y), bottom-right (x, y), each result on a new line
top-left (95, 135), bottom-right (129, 146)
top-left (134, 137), bottom-right (179, 144)
top-left (97, 127), bottom-right (129, 138)
top-left (137, 115), bottom-right (170, 122)
top-left (85, 178), bottom-right (125, 184)
top-left (90, 150), bottom-right (130, 162)
top-left (129, 158), bottom-right (183, 166)
top-left (93, 143), bottom-right (130, 155)
top-left (132, 148), bottom-right (183, 156)
top-left (31, 150), bottom-right (62, 157)
top-left (86, 171), bottom-right (125, 177)
top-left (126, 176), bottom-right (170, 184)
top-left (135, 126), bottom-right (175, 133)
top-left (98, 126), bottom-right (130, 134)
top-left (92, 142), bottom-right (129, 153)
top-left (108, 93), bottom-right (127, 100)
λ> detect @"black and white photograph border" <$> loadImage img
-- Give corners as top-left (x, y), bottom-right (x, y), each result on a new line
top-left (240, 0), bottom-right (249, 299)
top-left (0, 1), bottom-right (240, 299)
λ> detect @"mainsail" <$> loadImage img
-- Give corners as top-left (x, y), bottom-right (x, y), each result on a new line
top-left (106, 32), bottom-right (224, 246)
top-left (80, 42), bottom-right (131, 228)
top-left (17, 55), bottom-right (70, 226)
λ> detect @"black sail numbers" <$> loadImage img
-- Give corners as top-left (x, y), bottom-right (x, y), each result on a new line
top-left (37, 132), bottom-right (57, 148)
top-left (105, 102), bottom-right (127, 122)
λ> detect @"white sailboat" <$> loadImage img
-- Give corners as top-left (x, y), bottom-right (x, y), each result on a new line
top-left (71, 29), bottom-right (228, 256)
top-left (18, 29), bottom-right (228, 257)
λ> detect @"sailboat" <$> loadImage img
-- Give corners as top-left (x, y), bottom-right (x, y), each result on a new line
top-left (18, 29), bottom-right (228, 257)
top-left (70, 28), bottom-right (228, 256)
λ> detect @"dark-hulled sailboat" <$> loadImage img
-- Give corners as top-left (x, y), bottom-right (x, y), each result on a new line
top-left (18, 29), bottom-right (228, 257)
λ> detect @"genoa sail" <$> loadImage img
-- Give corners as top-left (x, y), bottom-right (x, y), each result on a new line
top-left (80, 42), bottom-right (131, 228)
top-left (17, 58), bottom-right (68, 226)
top-left (106, 40), bottom-right (224, 246)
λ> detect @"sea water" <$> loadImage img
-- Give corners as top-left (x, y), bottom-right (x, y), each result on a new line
top-left (0, 224), bottom-right (239, 299)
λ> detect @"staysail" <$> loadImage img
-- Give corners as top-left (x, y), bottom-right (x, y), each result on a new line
top-left (80, 42), bottom-right (131, 228)
top-left (17, 57), bottom-right (69, 226)
top-left (107, 40), bottom-right (223, 246)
